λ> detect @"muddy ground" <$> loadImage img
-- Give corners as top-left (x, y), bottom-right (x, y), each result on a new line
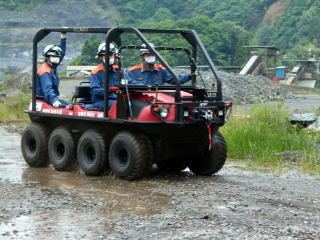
top-left (0, 95), bottom-right (320, 240)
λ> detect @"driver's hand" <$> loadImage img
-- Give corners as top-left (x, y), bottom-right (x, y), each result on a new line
top-left (53, 100), bottom-right (61, 108)
top-left (61, 32), bottom-right (67, 40)
top-left (121, 79), bottom-right (128, 85)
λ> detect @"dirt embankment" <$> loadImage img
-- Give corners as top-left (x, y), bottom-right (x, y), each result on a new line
top-left (262, 0), bottom-right (287, 26)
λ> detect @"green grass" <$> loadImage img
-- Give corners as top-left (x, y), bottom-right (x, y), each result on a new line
top-left (221, 104), bottom-right (320, 174)
top-left (291, 89), bottom-right (320, 96)
top-left (0, 94), bottom-right (30, 126)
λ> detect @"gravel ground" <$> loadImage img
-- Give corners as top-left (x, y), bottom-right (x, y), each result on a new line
top-left (0, 125), bottom-right (319, 240)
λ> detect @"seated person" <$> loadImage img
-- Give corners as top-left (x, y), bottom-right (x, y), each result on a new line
top-left (36, 32), bottom-right (69, 107)
top-left (85, 42), bottom-right (120, 110)
top-left (124, 43), bottom-right (191, 85)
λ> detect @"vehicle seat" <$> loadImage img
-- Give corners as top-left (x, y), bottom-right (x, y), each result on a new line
top-left (72, 82), bottom-right (92, 103)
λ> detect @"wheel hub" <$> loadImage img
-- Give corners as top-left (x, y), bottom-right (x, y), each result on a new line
top-left (28, 138), bottom-right (36, 153)
top-left (86, 146), bottom-right (96, 163)
top-left (56, 143), bottom-right (65, 158)
top-left (118, 148), bottom-right (128, 166)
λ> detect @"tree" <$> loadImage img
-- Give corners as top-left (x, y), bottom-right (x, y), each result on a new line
top-left (69, 36), bottom-right (101, 66)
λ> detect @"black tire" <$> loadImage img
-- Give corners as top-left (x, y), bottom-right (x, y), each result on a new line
top-left (109, 132), bottom-right (153, 180)
top-left (188, 131), bottom-right (227, 175)
top-left (21, 123), bottom-right (50, 167)
top-left (139, 134), bottom-right (154, 173)
top-left (77, 130), bottom-right (107, 176)
top-left (48, 127), bottom-right (76, 171)
top-left (155, 141), bottom-right (187, 172)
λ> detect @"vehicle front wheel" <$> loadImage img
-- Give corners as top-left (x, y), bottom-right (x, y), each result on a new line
top-left (48, 127), bottom-right (76, 171)
top-left (188, 131), bottom-right (227, 175)
top-left (109, 132), bottom-right (152, 180)
top-left (77, 130), bottom-right (107, 176)
top-left (21, 123), bottom-right (50, 167)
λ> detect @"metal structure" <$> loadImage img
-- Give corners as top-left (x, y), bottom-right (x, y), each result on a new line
top-left (240, 45), bottom-right (280, 77)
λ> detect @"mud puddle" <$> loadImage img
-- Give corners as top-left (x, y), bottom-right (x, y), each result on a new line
top-left (0, 125), bottom-right (172, 239)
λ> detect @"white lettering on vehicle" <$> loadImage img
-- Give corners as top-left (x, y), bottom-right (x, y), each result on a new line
top-left (42, 108), bottom-right (63, 114)
top-left (77, 111), bottom-right (95, 117)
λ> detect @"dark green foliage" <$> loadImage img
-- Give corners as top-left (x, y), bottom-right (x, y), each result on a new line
top-left (255, 0), bottom-right (320, 57)
top-left (108, 0), bottom-right (320, 61)
top-left (139, 16), bottom-right (251, 66)
top-left (69, 36), bottom-right (101, 66)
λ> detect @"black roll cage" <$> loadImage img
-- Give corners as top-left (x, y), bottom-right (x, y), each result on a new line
top-left (31, 27), bottom-right (222, 118)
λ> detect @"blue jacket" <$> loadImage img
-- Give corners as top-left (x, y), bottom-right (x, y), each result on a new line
top-left (124, 64), bottom-right (190, 85)
top-left (89, 64), bottom-right (120, 104)
top-left (36, 39), bottom-right (66, 104)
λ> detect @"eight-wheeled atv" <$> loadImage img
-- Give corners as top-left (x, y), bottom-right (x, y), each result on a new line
top-left (21, 27), bottom-right (232, 180)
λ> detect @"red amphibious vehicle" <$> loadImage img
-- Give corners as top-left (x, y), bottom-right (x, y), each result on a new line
top-left (21, 27), bottom-right (232, 180)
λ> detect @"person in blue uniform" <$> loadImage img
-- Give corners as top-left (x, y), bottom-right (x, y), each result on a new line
top-left (125, 43), bottom-right (191, 85)
top-left (86, 42), bottom-right (121, 110)
top-left (36, 32), bottom-right (69, 107)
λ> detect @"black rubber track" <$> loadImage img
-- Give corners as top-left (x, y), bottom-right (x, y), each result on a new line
top-left (77, 130), bottom-right (107, 176)
top-left (188, 131), bottom-right (227, 175)
top-left (21, 123), bottom-right (50, 167)
top-left (48, 126), bottom-right (76, 171)
top-left (109, 131), bottom-right (153, 180)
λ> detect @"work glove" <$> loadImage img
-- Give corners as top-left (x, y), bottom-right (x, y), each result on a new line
top-left (61, 32), bottom-right (67, 40)
top-left (121, 79), bottom-right (128, 85)
top-left (53, 100), bottom-right (61, 108)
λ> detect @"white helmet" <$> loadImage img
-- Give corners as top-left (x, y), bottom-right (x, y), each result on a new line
top-left (43, 45), bottom-right (63, 57)
top-left (97, 42), bottom-right (118, 56)
top-left (140, 43), bottom-right (155, 56)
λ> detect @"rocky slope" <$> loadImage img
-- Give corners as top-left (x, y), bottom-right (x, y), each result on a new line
top-left (0, 1), bottom-right (116, 70)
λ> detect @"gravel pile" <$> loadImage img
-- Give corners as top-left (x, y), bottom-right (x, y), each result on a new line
top-left (185, 71), bottom-right (287, 104)
top-left (0, 73), bottom-right (31, 92)
top-left (218, 71), bottom-right (285, 104)
top-left (175, 68), bottom-right (287, 104)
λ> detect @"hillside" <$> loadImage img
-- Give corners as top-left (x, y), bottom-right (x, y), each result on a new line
top-left (0, 0), bottom-right (319, 71)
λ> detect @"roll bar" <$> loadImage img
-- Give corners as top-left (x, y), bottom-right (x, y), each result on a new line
top-left (31, 27), bottom-right (222, 117)
top-left (31, 27), bottom-right (117, 111)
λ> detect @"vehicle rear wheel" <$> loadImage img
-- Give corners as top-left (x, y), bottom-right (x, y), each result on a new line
top-left (21, 123), bottom-right (50, 167)
top-left (48, 127), bottom-right (76, 171)
top-left (188, 131), bottom-right (227, 175)
top-left (109, 132), bottom-right (153, 180)
top-left (77, 130), bottom-right (107, 176)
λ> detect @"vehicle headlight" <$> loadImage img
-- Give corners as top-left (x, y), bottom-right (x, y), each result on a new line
top-left (159, 106), bottom-right (169, 118)
top-left (151, 104), bottom-right (170, 119)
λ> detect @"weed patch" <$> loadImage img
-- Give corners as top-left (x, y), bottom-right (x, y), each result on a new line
top-left (0, 94), bottom-right (30, 125)
top-left (221, 104), bottom-right (320, 173)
